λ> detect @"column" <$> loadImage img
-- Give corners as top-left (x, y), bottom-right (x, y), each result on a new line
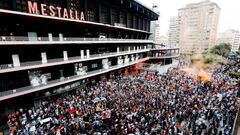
top-left (117, 46), bottom-right (120, 53)
top-left (41, 52), bottom-right (47, 64)
top-left (128, 46), bottom-right (131, 52)
top-left (86, 49), bottom-right (90, 58)
top-left (63, 51), bottom-right (68, 61)
top-left (59, 70), bottom-right (64, 80)
top-left (81, 50), bottom-right (84, 59)
top-left (48, 33), bottom-right (53, 41)
top-left (12, 54), bottom-right (20, 67)
top-left (59, 33), bottom-right (63, 41)
top-left (134, 46), bottom-right (136, 51)
top-left (144, 46), bottom-right (147, 49)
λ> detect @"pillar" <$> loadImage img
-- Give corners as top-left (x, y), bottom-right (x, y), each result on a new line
top-left (81, 50), bottom-right (84, 59)
top-left (41, 52), bottom-right (47, 64)
top-left (63, 51), bottom-right (68, 61)
top-left (128, 46), bottom-right (131, 52)
top-left (59, 70), bottom-right (64, 80)
top-left (117, 46), bottom-right (120, 53)
top-left (59, 33), bottom-right (63, 41)
top-left (48, 33), bottom-right (53, 41)
top-left (134, 46), bottom-right (136, 51)
top-left (86, 49), bottom-right (90, 58)
top-left (12, 54), bottom-right (20, 67)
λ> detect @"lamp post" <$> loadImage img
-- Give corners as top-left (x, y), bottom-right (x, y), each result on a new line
top-left (117, 70), bottom-right (121, 92)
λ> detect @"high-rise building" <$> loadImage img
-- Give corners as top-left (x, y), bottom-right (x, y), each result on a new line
top-left (217, 29), bottom-right (240, 52)
top-left (149, 3), bottom-right (161, 44)
top-left (178, 0), bottom-right (220, 54)
top-left (158, 36), bottom-right (169, 46)
top-left (168, 16), bottom-right (179, 47)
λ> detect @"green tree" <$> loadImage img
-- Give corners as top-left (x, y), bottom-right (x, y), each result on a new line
top-left (210, 43), bottom-right (231, 57)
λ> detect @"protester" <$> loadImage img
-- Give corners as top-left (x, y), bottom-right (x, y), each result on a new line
top-left (6, 59), bottom-right (238, 135)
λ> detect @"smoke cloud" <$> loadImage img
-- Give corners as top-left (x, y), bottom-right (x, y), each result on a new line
top-left (181, 53), bottom-right (224, 82)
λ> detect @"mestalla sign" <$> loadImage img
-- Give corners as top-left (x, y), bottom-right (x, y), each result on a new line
top-left (27, 1), bottom-right (85, 21)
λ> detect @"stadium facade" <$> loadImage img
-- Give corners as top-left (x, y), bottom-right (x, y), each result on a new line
top-left (0, 0), bottom-right (179, 119)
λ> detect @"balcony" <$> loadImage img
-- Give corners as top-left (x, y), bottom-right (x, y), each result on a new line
top-left (149, 54), bottom-right (180, 59)
top-left (0, 57), bottom-right (149, 101)
top-left (0, 36), bottom-right (154, 45)
top-left (0, 49), bottom-right (150, 74)
top-left (151, 47), bottom-right (180, 51)
top-left (0, 52), bottom-right (181, 101)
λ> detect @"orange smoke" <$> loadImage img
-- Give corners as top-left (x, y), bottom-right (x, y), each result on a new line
top-left (197, 69), bottom-right (212, 82)
top-left (181, 54), bottom-right (213, 82)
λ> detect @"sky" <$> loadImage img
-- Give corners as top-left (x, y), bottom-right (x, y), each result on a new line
top-left (140, 0), bottom-right (240, 36)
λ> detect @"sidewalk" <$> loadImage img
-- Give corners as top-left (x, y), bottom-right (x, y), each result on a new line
top-left (148, 60), bottom-right (179, 75)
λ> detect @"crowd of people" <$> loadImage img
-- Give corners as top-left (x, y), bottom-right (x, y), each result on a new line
top-left (6, 58), bottom-right (239, 135)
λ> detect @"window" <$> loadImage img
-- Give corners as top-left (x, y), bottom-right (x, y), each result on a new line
top-left (100, 4), bottom-right (110, 24)
top-left (87, 10), bottom-right (96, 22)
top-left (16, 0), bottom-right (27, 12)
top-left (143, 19), bottom-right (146, 31)
top-left (112, 8), bottom-right (119, 24)
top-left (133, 16), bottom-right (138, 29)
top-left (139, 17), bottom-right (143, 30)
top-left (91, 63), bottom-right (98, 69)
top-left (127, 13), bottom-right (133, 28)
top-left (120, 11), bottom-right (126, 25)
top-left (87, 0), bottom-right (97, 22)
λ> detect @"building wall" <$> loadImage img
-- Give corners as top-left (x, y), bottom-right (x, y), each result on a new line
top-left (0, 0), bottom-right (158, 33)
top-left (168, 16), bottom-right (179, 47)
top-left (150, 20), bottom-right (160, 44)
top-left (217, 29), bottom-right (240, 52)
top-left (232, 33), bottom-right (240, 52)
top-left (149, 4), bottom-right (160, 44)
top-left (178, 0), bottom-right (220, 54)
top-left (0, 0), bottom-right (159, 92)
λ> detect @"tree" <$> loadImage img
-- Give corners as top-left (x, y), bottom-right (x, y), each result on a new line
top-left (229, 72), bottom-right (240, 78)
top-left (210, 43), bottom-right (231, 57)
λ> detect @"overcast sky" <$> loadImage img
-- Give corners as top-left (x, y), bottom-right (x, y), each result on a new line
top-left (140, 0), bottom-right (240, 36)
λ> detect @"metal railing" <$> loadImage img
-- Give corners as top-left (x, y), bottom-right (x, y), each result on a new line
top-left (233, 108), bottom-right (240, 135)
top-left (0, 58), bottom-right (149, 99)
top-left (0, 53), bottom-right (181, 99)
top-left (0, 49), bottom-right (150, 72)
top-left (151, 53), bottom-right (180, 58)
top-left (0, 36), bottom-right (152, 43)
top-left (151, 47), bottom-right (180, 50)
